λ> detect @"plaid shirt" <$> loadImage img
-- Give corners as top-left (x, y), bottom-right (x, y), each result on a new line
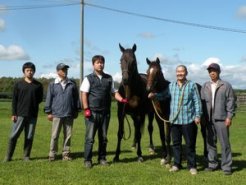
top-left (157, 80), bottom-right (202, 125)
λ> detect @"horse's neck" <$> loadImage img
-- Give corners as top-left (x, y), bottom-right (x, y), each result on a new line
top-left (125, 73), bottom-right (145, 97)
top-left (156, 73), bottom-right (168, 92)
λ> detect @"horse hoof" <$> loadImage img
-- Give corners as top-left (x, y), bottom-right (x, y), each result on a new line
top-left (149, 148), bottom-right (155, 155)
top-left (113, 156), bottom-right (120, 163)
top-left (137, 157), bottom-right (144, 162)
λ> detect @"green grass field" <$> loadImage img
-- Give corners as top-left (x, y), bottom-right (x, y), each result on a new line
top-left (0, 101), bottom-right (245, 185)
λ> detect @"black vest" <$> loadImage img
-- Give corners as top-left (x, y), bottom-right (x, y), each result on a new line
top-left (87, 73), bottom-right (112, 113)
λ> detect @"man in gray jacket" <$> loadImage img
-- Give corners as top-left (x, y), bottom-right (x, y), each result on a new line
top-left (201, 63), bottom-right (236, 175)
top-left (44, 63), bottom-right (81, 161)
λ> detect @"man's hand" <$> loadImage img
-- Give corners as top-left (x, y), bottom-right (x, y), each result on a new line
top-left (148, 92), bottom-right (156, 99)
top-left (225, 118), bottom-right (232, 127)
top-left (11, 115), bottom-right (17, 123)
top-left (84, 108), bottom-right (91, 118)
top-left (47, 114), bottom-right (53, 121)
top-left (194, 117), bottom-right (200, 125)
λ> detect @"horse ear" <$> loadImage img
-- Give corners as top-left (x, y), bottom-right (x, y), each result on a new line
top-left (156, 57), bottom-right (160, 64)
top-left (132, 44), bottom-right (137, 52)
top-left (119, 43), bottom-right (125, 52)
top-left (146, 58), bottom-right (151, 65)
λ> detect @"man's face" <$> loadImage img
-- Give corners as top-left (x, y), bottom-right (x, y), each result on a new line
top-left (93, 59), bottom-right (104, 72)
top-left (24, 68), bottom-right (34, 79)
top-left (176, 66), bottom-right (187, 81)
top-left (208, 69), bottom-right (219, 81)
top-left (57, 68), bottom-right (68, 78)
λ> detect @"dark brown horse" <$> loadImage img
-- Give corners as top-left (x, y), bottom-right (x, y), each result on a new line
top-left (113, 44), bottom-right (153, 162)
top-left (146, 57), bottom-right (171, 164)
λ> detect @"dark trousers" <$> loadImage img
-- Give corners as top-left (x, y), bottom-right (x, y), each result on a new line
top-left (171, 122), bottom-right (198, 169)
top-left (6, 116), bottom-right (37, 160)
top-left (84, 112), bottom-right (110, 162)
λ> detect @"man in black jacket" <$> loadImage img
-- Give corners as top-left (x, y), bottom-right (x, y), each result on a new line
top-left (4, 62), bottom-right (43, 162)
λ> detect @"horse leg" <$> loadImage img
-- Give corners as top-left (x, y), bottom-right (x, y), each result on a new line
top-left (131, 127), bottom-right (137, 150)
top-left (155, 116), bottom-right (169, 165)
top-left (113, 109), bottom-right (124, 162)
top-left (148, 112), bottom-right (155, 154)
top-left (133, 115), bottom-right (144, 162)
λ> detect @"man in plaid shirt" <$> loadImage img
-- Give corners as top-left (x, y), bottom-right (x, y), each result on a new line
top-left (148, 65), bottom-right (202, 175)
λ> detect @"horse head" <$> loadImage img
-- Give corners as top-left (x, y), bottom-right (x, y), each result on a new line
top-left (146, 57), bottom-right (163, 92)
top-left (119, 43), bottom-right (138, 86)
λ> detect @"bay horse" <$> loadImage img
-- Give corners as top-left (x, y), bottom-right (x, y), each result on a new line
top-left (146, 57), bottom-right (171, 165)
top-left (113, 43), bottom-right (153, 162)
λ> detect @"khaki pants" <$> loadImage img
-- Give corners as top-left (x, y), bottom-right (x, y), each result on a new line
top-left (49, 117), bottom-right (74, 157)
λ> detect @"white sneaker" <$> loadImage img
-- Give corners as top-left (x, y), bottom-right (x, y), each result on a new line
top-left (160, 158), bottom-right (167, 165)
top-left (190, 168), bottom-right (198, 175)
top-left (169, 166), bottom-right (179, 172)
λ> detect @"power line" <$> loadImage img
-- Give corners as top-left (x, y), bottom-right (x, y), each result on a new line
top-left (0, 2), bottom-right (80, 11)
top-left (84, 2), bottom-right (246, 34)
top-left (1, 1), bottom-right (246, 34)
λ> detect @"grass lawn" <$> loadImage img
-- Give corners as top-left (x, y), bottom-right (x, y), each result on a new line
top-left (0, 101), bottom-right (245, 185)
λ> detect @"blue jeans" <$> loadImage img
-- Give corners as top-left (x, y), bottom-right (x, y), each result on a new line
top-left (171, 122), bottom-right (198, 169)
top-left (84, 112), bottom-right (110, 162)
top-left (6, 116), bottom-right (37, 159)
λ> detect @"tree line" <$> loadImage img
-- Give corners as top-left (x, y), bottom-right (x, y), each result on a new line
top-left (0, 77), bottom-right (120, 100)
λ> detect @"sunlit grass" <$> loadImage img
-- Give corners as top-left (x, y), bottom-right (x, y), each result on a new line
top-left (0, 102), bottom-right (245, 185)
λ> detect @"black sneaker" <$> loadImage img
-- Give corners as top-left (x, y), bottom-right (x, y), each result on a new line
top-left (84, 161), bottom-right (92, 168)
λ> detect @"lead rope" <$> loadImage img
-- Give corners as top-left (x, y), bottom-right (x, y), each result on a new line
top-left (151, 80), bottom-right (189, 125)
top-left (122, 85), bottom-right (132, 140)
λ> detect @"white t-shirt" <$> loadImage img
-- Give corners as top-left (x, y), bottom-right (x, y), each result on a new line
top-left (210, 80), bottom-right (218, 108)
top-left (55, 77), bottom-right (67, 90)
top-left (80, 75), bottom-right (117, 94)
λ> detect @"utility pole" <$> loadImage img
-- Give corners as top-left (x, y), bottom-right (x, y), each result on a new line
top-left (80, 0), bottom-right (84, 85)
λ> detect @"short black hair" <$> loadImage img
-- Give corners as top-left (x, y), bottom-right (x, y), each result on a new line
top-left (176, 65), bottom-right (188, 74)
top-left (22, 62), bottom-right (36, 73)
top-left (92, 55), bottom-right (105, 65)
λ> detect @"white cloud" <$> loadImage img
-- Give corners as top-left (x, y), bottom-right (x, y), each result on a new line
top-left (111, 55), bottom-right (246, 89)
top-left (0, 45), bottom-right (30, 60)
top-left (0, 5), bottom-right (7, 14)
top-left (241, 56), bottom-right (246, 63)
top-left (112, 72), bottom-right (122, 83)
top-left (237, 5), bottom-right (246, 19)
top-left (40, 72), bottom-right (57, 79)
top-left (0, 18), bottom-right (5, 31)
top-left (138, 32), bottom-right (156, 39)
top-left (202, 57), bottom-right (221, 67)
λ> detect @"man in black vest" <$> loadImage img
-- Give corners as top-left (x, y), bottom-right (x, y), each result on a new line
top-left (80, 55), bottom-right (127, 168)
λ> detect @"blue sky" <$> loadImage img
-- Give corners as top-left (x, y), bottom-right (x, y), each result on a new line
top-left (0, 0), bottom-right (246, 89)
